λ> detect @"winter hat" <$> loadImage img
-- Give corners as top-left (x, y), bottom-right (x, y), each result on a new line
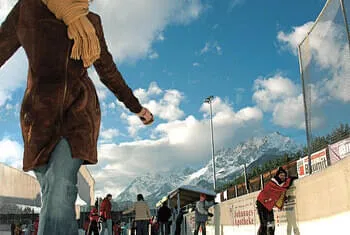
top-left (275, 167), bottom-right (287, 176)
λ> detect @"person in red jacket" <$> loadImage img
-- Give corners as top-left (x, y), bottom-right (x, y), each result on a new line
top-left (33, 217), bottom-right (39, 235)
top-left (113, 221), bottom-right (122, 235)
top-left (87, 207), bottom-right (100, 235)
top-left (100, 194), bottom-right (113, 235)
top-left (256, 167), bottom-right (297, 235)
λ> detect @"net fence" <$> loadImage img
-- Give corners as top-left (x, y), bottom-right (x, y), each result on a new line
top-left (298, 0), bottom-right (350, 155)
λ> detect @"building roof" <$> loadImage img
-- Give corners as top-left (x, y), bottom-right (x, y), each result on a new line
top-left (156, 185), bottom-right (216, 208)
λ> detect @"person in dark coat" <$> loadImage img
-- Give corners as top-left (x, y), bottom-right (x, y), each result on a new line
top-left (157, 203), bottom-right (172, 235)
top-left (174, 208), bottom-right (184, 235)
top-left (0, 0), bottom-right (153, 234)
top-left (256, 167), bottom-right (297, 235)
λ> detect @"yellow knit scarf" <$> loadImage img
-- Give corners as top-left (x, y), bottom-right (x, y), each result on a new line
top-left (42, 0), bottom-right (101, 67)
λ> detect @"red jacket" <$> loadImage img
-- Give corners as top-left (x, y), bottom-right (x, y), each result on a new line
top-left (100, 198), bottom-right (112, 219)
top-left (257, 177), bottom-right (292, 211)
top-left (90, 208), bottom-right (100, 222)
top-left (33, 218), bottom-right (39, 235)
top-left (113, 224), bottom-right (122, 235)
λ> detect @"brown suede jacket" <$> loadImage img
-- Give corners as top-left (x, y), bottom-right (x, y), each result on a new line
top-left (0, 0), bottom-right (142, 171)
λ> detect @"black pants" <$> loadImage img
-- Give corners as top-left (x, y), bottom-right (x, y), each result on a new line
top-left (136, 220), bottom-right (149, 235)
top-left (194, 222), bottom-right (206, 235)
top-left (159, 221), bottom-right (170, 235)
top-left (256, 201), bottom-right (275, 235)
top-left (174, 222), bottom-right (181, 235)
top-left (87, 221), bottom-right (99, 235)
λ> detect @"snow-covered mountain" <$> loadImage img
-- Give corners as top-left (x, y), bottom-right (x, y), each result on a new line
top-left (116, 167), bottom-right (196, 208)
top-left (183, 132), bottom-right (300, 187)
top-left (115, 132), bottom-right (300, 207)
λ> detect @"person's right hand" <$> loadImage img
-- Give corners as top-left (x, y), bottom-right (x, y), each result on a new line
top-left (137, 107), bottom-right (154, 125)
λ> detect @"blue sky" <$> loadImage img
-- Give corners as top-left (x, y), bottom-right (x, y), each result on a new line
top-left (1, 0), bottom-right (349, 196)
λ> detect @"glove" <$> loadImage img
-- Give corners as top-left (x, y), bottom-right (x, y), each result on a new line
top-left (208, 212), bottom-right (214, 217)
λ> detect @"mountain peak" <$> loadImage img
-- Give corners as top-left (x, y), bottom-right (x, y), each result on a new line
top-left (116, 132), bottom-right (300, 207)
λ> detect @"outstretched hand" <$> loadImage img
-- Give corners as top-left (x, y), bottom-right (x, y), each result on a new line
top-left (137, 107), bottom-right (154, 125)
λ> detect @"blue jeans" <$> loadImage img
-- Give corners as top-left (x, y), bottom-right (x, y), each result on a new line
top-left (101, 219), bottom-right (112, 235)
top-left (34, 138), bottom-right (83, 235)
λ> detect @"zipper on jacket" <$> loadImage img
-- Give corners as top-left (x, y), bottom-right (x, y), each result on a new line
top-left (60, 44), bottom-right (70, 127)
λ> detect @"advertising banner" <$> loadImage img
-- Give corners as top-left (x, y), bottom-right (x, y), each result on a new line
top-left (329, 137), bottom-right (350, 164)
top-left (297, 156), bottom-right (310, 178)
top-left (311, 148), bottom-right (328, 173)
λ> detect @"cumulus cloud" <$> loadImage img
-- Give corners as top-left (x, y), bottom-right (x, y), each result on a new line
top-left (120, 82), bottom-right (185, 137)
top-left (90, 0), bottom-right (205, 63)
top-left (146, 89), bottom-right (185, 121)
top-left (100, 128), bottom-right (120, 141)
top-left (121, 112), bottom-right (145, 138)
top-left (253, 75), bottom-right (299, 112)
top-left (253, 75), bottom-right (306, 129)
top-left (133, 82), bottom-right (163, 104)
top-left (277, 22), bottom-right (314, 55)
top-left (91, 97), bottom-right (263, 196)
top-left (252, 74), bottom-right (327, 129)
top-left (0, 138), bottom-right (23, 169)
top-left (278, 20), bottom-right (350, 103)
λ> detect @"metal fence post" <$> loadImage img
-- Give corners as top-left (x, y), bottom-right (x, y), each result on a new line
top-left (340, 0), bottom-right (350, 53)
top-left (298, 44), bottom-right (313, 175)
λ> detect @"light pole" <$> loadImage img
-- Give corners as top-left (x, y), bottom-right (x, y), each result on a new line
top-left (204, 95), bottom-right (217, 191)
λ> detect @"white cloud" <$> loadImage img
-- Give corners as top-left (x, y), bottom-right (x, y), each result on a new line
top-left (278, 21), bottom-right (350, 103)
top-left (277, 22), bottom-right (314, 55)
top-left (90, 0), bottom-right (205, 63)
top-left (0, 49), bottom-right (27, 107)
top-left (200, 42), bottom-right (210, 54)
top-left (253, 75), bottom-right (299, 111)
top-left (253, 74), bottom-right (326, 129)
top-left (121, 112), bottom-right (145, 137)
top-left (88, 68), bottom-right (109, 101)
top-left (229, 0), bottom-right (245, 11)
top-left (148, 51), bottom-right (159, 60)
top-left (0, 0), bottom-right (17, 21)
top-left (200, 41), bottom-right (222, 55)
top-left (147, 89), bottom-right (185, 121)
top-left (0, 138), bottom-right (23, 169)
top-left (133, 82), bottom-right (163, 104)
top-left (272, 95), bottom-right (305, 129)
top-left (100, 128), bottom-right (120, 140)
top-left (121, 83), bottom-right (185, 137)
top-left (92, 97), bottom-right (263, 196)
top-left (157, 33), bottom-right (165, 41)
top-left (252, 75), bottom-right (305, 129)
top-left (193, 62), bottom-right (200, 67)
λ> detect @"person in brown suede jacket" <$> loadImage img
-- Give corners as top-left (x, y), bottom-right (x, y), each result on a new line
top-left (0, 0), bottom-right (153, 234)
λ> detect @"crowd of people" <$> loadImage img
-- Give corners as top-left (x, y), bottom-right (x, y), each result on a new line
top-left (5, 165), bottom-right (296, 235)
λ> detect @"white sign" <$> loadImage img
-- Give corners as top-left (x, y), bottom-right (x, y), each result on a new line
top-left (329, 137), bottom-right (350, 164)
top-left (311, 148), bottom-right (328, 173)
